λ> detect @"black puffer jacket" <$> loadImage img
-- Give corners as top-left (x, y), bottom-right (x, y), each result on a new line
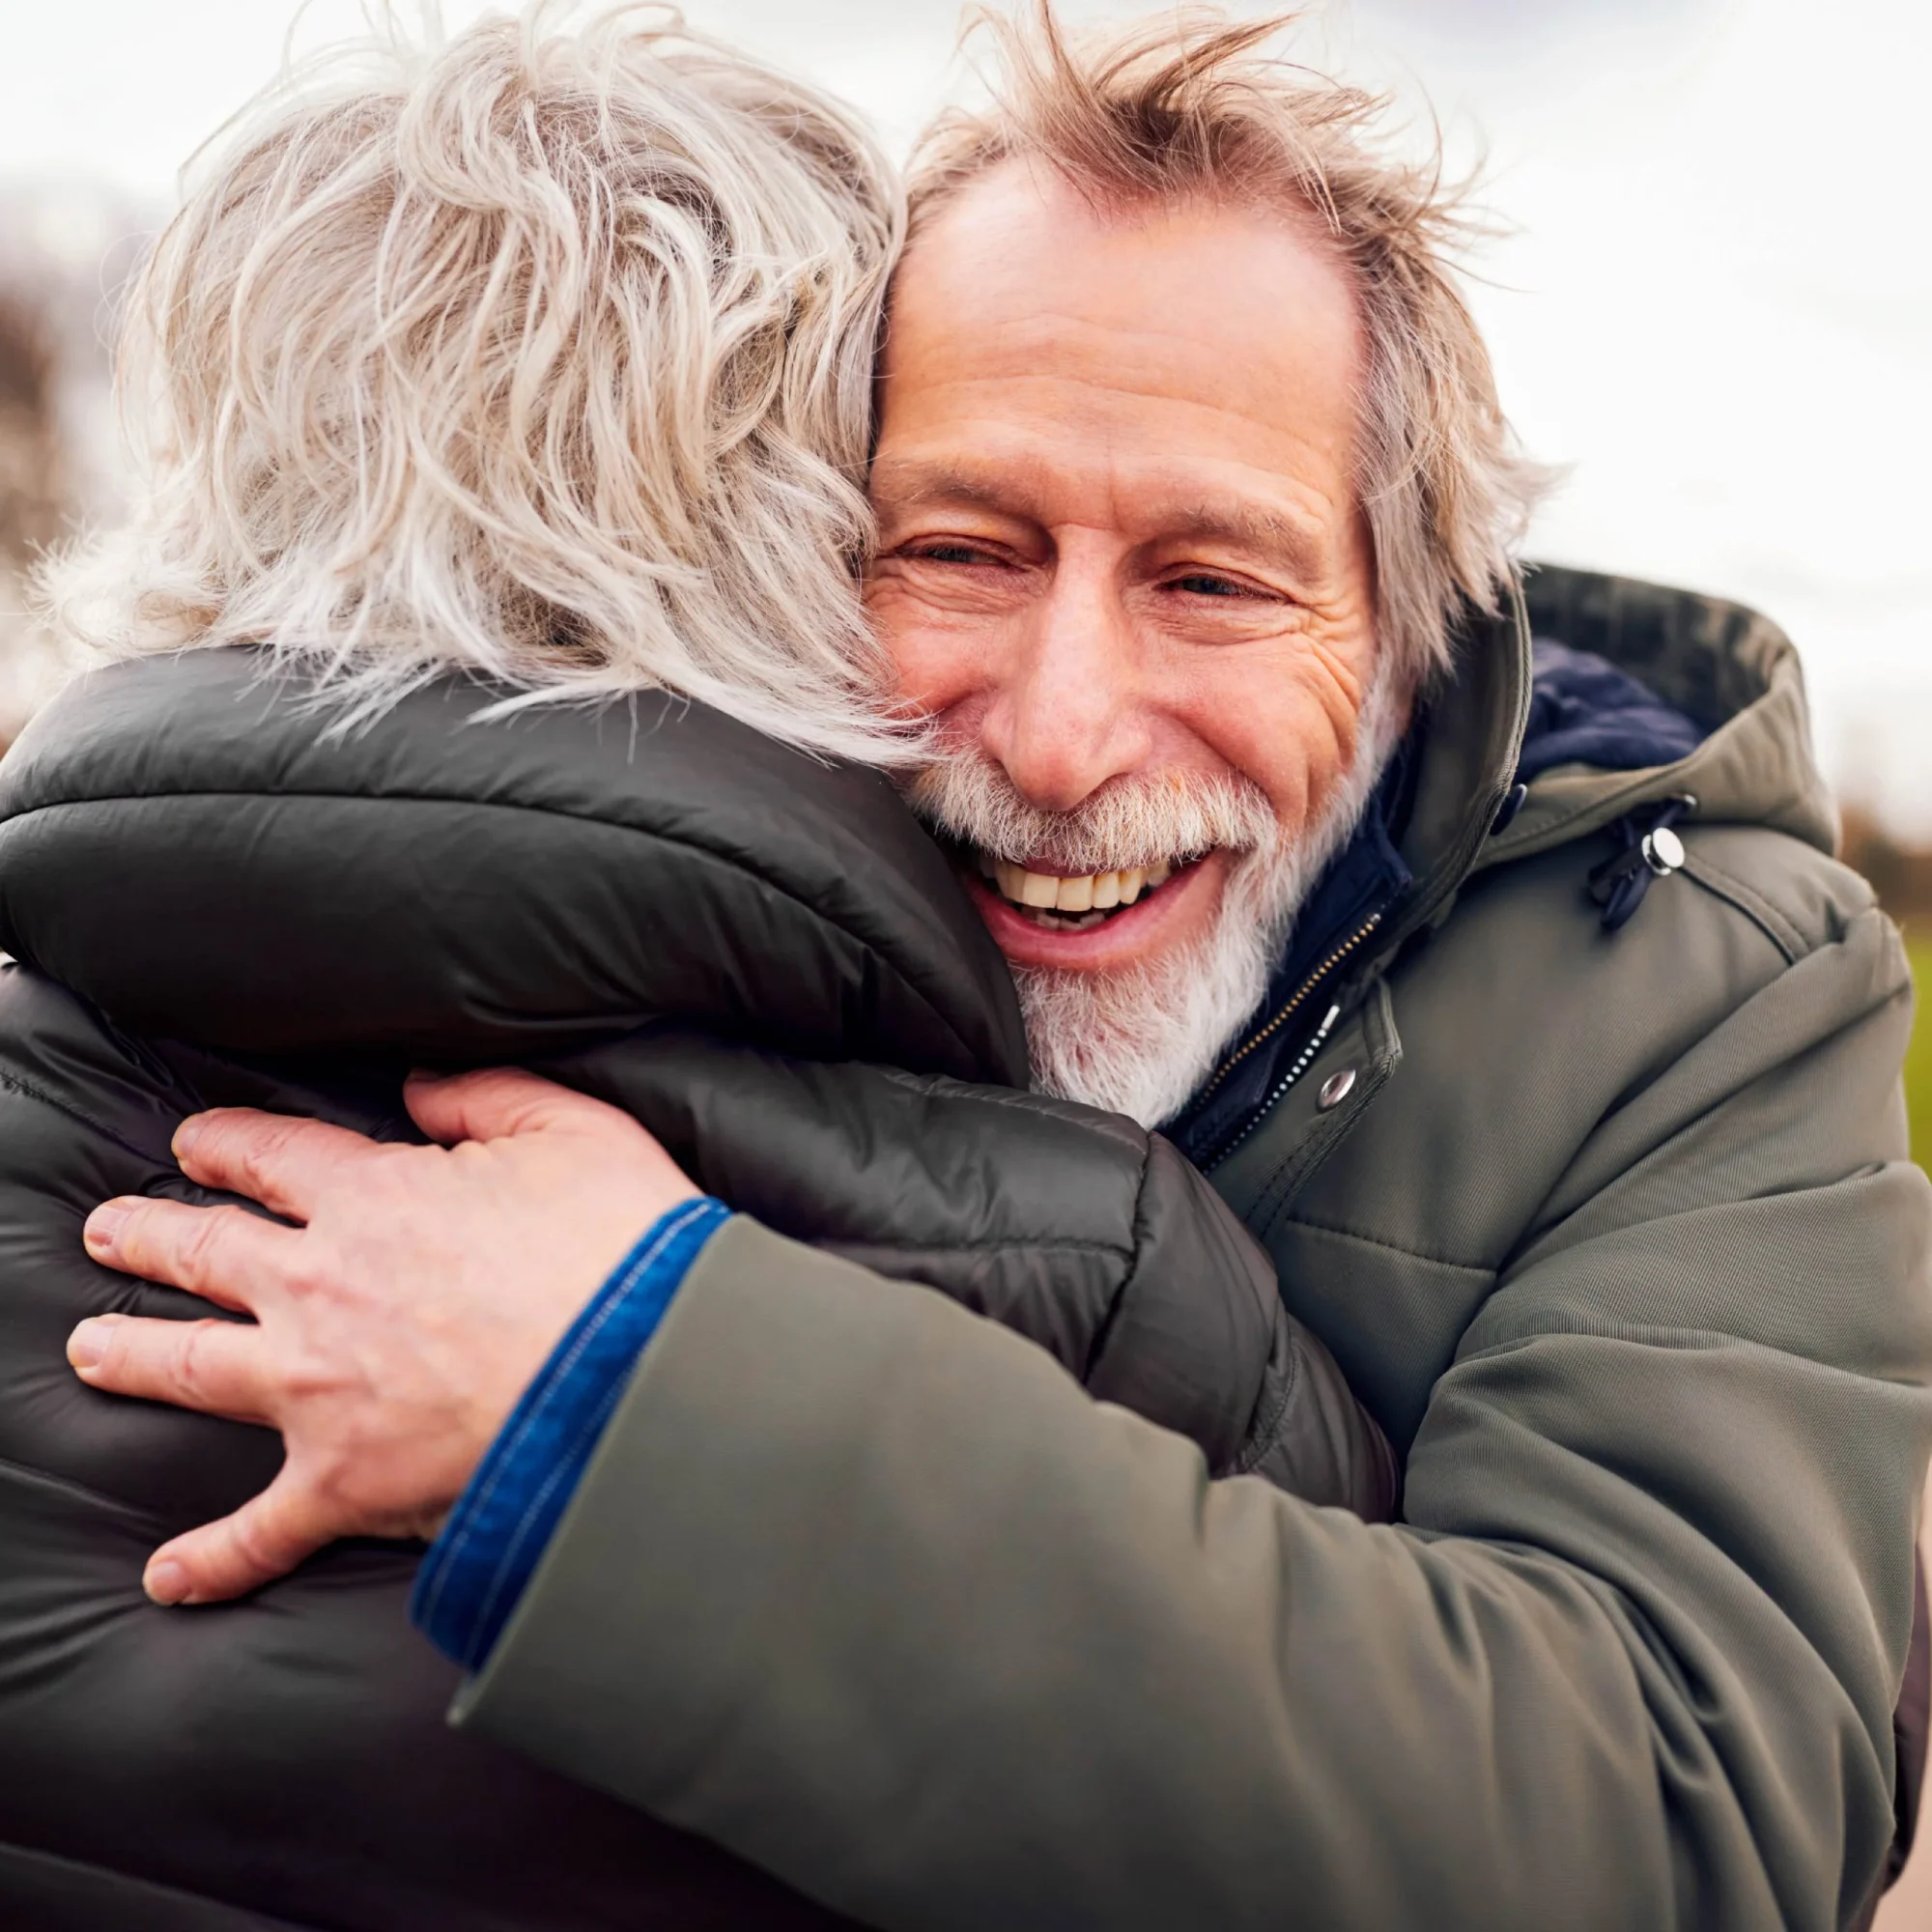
top-left (0, 649), bottom-right (1394, 1931)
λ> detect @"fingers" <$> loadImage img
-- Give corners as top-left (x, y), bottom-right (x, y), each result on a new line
top-left (84, 1196), bottom-right (294, 1314)
top-left (68, 1309), bottom-right (271, 1425)
top-left (404, 1065), bottom-right (628, 1146)
top-left (171, 1108), bottom-right (381, 1220)
top-left (141, 1467), bottom-right (334, 1605)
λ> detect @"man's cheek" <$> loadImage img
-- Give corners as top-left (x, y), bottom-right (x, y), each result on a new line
top-left (881, 630), bottom-right (1002, 726)
top-left (1235, 666), bottom-right (1372, 827)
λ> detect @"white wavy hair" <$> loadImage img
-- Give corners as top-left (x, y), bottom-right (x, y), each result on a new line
top-left (37, 2), bottom-right (910, 757)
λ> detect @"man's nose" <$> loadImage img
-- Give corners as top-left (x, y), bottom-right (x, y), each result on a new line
top-left (982, 555), bottom-right (1151, 812)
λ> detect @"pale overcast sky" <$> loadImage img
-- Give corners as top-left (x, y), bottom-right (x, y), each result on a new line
top-left (3, 0), bottom-right (1929, 829)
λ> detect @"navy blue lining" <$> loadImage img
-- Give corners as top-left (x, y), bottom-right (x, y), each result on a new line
top-left (1516, 639), bottom-right (1706, 783)
top-left (1168, 749), bottom-right (1413, 1165)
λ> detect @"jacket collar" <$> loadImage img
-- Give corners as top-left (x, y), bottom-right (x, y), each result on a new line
top-left (1168, 582), bottom-right (1531, 1165)
top-left (1170, 562), bottom-right (1837, 1165)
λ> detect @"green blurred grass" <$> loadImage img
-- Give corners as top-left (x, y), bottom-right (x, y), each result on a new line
top-left (1909, 937), bottom-right (1931, 1171)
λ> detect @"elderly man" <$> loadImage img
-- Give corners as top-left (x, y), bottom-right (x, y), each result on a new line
top-left (60, 10), bottom-right (1931, 1929)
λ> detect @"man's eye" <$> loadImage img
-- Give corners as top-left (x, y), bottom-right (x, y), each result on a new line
top-left (1171, 573), bottom-right (1251, 598)
top-left (911, 543), bottom-right (986, 566)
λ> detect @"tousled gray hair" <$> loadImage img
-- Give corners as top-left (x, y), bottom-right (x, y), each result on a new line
top-left (39, 2), bottom-right (909, 757)
top-left (908, 4), bottom-right (1547, 691)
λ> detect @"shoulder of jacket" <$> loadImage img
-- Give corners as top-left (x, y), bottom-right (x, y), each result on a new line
top-left (1450, 812), bottom-right (1885, 971)
top-left (1673, 821), bottom-right (1886, 970)
top-left (1392, 820), bottom-right (1903, 1106)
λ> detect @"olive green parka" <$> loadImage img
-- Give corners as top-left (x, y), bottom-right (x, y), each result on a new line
top-left (453, 567), bottom-right (1932, 1931)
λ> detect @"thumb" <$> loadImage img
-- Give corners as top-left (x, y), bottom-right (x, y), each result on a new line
top-left (142, 1469), bottom-right (336, 1605)
top-left (404, 1066), bottom-right (623, 1148)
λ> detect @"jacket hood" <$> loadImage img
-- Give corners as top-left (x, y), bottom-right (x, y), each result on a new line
top-left (1490, 563), bottom-right (1837, 868)
top-left (1368, 561), bottom-right (1836, 943)
top-left (0, 649), bottom-right (1030, 1084)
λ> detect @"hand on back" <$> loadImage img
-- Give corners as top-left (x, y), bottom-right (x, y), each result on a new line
top-left (70, 1068), bottom-right (698, 1606)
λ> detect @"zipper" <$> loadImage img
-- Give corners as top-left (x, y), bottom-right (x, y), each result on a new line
top-left (1210, 997), bottom-right (1348, 1165)
top-left (1191, 909), bottom-right (1386, 1170)
top-left (1187, 582), bottom-right (1531, 1169)
top-left (1191, 911), bottom-right (1385, 1108)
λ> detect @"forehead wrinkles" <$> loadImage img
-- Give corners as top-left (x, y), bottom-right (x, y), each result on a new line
top-left (920, 352), bottom-right (1359, 492)
top-left (876, 342), bottom-right (1359, 495)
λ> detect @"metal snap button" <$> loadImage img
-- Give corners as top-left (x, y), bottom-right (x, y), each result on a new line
top-left (1641, 826), bottom-right (1686, 876)
top-left (1317, 1067), bottom-right (1357, 1112)
top-left (1490, 781), bottom-right (1528, 836)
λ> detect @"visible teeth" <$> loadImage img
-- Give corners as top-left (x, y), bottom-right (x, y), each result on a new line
top-left (977, 852), bottom-right (1187, 915)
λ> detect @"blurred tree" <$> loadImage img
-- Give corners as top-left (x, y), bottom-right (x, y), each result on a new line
top-left (1841, 807), bottom-right (1932, 929)
top-left (0, 182), bottom-right (148, 752)
top-left (0, 292), bottom-right (66, 567)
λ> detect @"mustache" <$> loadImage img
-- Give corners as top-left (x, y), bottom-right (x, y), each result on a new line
top-left (900, 753), bottom-right (1281, 877)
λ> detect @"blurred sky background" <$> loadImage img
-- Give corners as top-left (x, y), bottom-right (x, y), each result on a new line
top-left (2, 0), bottom-right (1928, 830)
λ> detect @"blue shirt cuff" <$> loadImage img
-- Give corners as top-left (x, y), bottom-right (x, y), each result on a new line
top-left (410, 1195), bottom-right (729, 1671)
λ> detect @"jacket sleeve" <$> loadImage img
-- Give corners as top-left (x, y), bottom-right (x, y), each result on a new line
top-left (552, 1039), bottom-right (1397, 1517)
top-left (454, 907), bottom-right (1932, 1932)
top-left (1072, 1129), bottom-right (1397, 1514)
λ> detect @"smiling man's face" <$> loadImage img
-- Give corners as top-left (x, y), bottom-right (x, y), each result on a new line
top-left (867, 162), bottom-right (1393, 1123)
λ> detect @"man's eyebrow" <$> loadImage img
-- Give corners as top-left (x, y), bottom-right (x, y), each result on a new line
top-left (1163, 501), bottom-right (1328, 579)
top-left (869, 463), bottom-right (1041, 518)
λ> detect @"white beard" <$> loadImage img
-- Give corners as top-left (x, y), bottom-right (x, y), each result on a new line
top-left (905, 674), bottom-right (1403, 1128)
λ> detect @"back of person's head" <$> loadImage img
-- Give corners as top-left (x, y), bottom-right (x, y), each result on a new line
top-left (42, 1), bottom-right (906, 757)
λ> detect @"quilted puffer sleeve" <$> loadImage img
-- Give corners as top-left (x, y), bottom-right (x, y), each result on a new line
top-left (553, 1034), bottom-right (1396, 1516)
